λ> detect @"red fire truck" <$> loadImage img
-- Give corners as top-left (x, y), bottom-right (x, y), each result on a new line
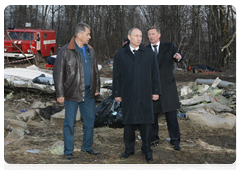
top-left (4, 27), bottom-right (56, 65)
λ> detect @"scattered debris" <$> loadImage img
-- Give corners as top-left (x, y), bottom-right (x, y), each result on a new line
top-left (180, 86), bottom-right (193, 96)
top-left (16, 109), bottom-right (38, 122)
top-left (49, 140), bottom-right (64, 155)
top-left (3, 64), bottom-right (236, 163)
top-left (26, 149), bottom-right (40, 154)
top-left (4, 67), bottom-right (53, 79)
top-left (4, 74), bottom-right (55, 94)
top-left (4, 91), bottom-right (14, 101)
top-left (32, 74), bottom-right (54, 85)
top-left (179, 77), bottom-right (236, 129)
top-left (181, 94), bottom-right (211, 105)
top-left (50, 109), bottom-right (81, 127)
top-left (4, 119), bottom-right (29, 146)
top-left (39, 105), bottom-right (64, 120)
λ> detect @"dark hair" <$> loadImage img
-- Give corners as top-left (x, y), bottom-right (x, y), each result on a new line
top-left (147, 26), bottom-right (161, 34)
top-left (74, 23), bottom-right (91, 37)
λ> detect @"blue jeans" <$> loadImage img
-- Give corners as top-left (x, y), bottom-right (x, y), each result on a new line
top-left (63, 86), bottom-right (95, 155)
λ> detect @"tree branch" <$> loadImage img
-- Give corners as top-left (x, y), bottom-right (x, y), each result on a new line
top-left (221, 31), bottom-right (236, 52)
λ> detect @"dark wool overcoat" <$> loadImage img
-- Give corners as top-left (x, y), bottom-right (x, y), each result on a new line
top-left (147, 42), bottom-right (184, 113)
top-left (112, 45), bottom-right (161, 124)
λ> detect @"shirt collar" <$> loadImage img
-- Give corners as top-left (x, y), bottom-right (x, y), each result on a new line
top-left (129, 45), bottom-right (139, 54)
top-left (151, 41), bottom-right (160, 48)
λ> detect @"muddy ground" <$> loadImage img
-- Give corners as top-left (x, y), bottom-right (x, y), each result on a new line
top-left (4, 61), bottom-right (236, 164)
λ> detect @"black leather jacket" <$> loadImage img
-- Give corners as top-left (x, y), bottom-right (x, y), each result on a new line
top-left (53, 37), bottom-right (100, 102)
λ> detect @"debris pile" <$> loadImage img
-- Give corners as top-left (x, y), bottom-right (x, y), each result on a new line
top-left (179, 77), bottom-right (236, 129)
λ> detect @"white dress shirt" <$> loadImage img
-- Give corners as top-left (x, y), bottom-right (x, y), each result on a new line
top-left (129, 45), bottom-right (139, 55)
top-left (151, 41), bottom-right (160, 55)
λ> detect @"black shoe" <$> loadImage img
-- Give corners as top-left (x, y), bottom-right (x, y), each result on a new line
top-left (120, 152), bottom-right (134, 158)
top-left (145, 154), bottom-right (153, 163)
top-left (81, 149), bottom-right (99, 155)
top-left (151, 141), bottom-right (159, 147)
top-left (65, 154), bottom-right (74, 160)
top-left (173, 144), bottom-right (181, 151)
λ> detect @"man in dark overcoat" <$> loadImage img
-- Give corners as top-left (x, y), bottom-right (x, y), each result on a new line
top-left (147, 26), bottom-right (183, 151)
top-left (112, 28), bottom-right (161, 163)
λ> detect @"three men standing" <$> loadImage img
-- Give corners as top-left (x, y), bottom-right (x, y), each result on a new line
top-left (53, 22), bottom-right (182, 162)
top-left (53, 23), bottom-right (100, 160)
top-left (112, 28), bottom-right (161, 162)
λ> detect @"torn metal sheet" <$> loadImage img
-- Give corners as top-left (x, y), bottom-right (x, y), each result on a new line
top-left (180, 86), bottom-right (193, 96)
top-left (180, 94), bottom-right (211, 105)
top-left (182, 101), bottom-right (233, 113)
top-left (4, 74), bottom-right (55, 93)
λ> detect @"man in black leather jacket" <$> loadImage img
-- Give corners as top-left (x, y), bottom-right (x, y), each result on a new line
top-left (53, 23), bottom-right (100, 160)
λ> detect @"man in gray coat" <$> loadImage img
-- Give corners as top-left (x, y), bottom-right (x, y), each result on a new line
top-left (112, 28), bottom-right (161, 162)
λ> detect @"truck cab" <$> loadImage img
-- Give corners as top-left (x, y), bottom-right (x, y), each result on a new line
top-left (4, 28), bottom-right (56, 65)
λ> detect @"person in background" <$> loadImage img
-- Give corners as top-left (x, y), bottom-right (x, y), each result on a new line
top-left (53, 23), bottom-right (100, 160)
top-left (112, 28), bottom-right (161, 162)
top-left (147, 26), bottom-right (183, 151)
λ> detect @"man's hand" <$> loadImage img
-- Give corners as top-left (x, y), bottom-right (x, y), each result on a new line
top-left (173, 53), bottom-right (181, 60)
top-left (57, 97), bottom-right (65, 104)
top-left (95, 92), bottom-right (100, 96)
top-left (115, 97), bottom-right (122, 102)
top-left (152, 95), bottom-right (159, 101)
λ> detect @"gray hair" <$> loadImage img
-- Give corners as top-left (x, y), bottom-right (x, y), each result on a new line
top-left (128, 28), bottom-right (141, 36)
top-left (74, 23), bottom-right (91, 37)
top-left (147, 26), bottom-right (161, 34)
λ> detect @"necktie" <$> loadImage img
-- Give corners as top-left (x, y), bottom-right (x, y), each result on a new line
top-left (133, 50), bottom-right (137, 56)
top-left (153, 45), bottom-right (158, 56)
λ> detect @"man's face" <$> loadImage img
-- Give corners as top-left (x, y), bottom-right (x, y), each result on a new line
top-left (148, 29), bottom-right (161, 45)
top-left (78, 26), bottom-right (91, 44)
top-left (128, 29), bottom-right (142, 48)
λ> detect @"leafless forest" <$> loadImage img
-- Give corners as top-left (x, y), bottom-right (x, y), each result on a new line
top-left (4, 5), bottom-right (236, 68)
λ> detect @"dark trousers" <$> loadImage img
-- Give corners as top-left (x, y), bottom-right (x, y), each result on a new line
top-left (63, 86), bottom-right (95, 155)
top-left (124, 124), bottom-right (152, 156)
top-left (151, 110), bottom-right (180, 145)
